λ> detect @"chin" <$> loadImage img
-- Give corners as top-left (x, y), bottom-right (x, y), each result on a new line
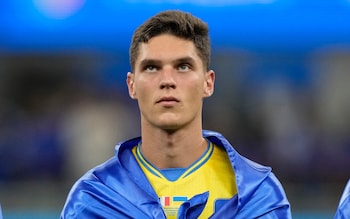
top-left (156, 120), bottom-right (183, 131)
top-left (159, 123), bottom-right (180, 131)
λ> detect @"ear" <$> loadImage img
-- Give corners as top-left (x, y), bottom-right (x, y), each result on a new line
top-left (126, 72), bottom-right (137, 99)
top-left (203, 70), bottom-right (215, 98)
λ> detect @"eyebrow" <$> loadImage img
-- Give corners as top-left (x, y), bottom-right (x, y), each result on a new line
top-left (176, 57), bottom-right (196, 65)
top-left (139, 56), bottom-right (196, 68)
top-left (139, 59), bottom-right (162, 68)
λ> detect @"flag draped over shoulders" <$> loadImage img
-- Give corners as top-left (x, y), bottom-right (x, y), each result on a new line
top-left (61, 130), bottom-right (291, 219)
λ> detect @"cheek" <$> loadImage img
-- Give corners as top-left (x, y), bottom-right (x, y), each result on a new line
top-left (135, 82), bottom-right (153, 102)
top-left (190, 79), bottom-right (205, 95)
top-left (184, 82), bottom-right (205, 104)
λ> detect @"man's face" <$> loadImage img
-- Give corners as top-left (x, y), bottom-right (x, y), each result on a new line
top-left (127, 34), bottom-right (215, 131)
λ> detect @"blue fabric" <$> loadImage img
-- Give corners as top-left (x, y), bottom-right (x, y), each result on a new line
top-left (334, 179), bottom-right (350, 219)
top-left (160, 168), bottom-right (187, 181)
top-left (60, 130), bottom-right (291, 218)
top-left (177, 192), bottom-right (209, 219)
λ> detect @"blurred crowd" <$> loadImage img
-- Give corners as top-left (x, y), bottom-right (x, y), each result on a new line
top-left (0, 46), bottom-right (349, 185)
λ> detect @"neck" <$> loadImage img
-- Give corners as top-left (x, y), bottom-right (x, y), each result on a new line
top-left (140, 126), bottom-right (207, 169)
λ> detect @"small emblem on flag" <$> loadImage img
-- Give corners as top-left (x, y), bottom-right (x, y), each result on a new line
top-left (160, 196), bottom-right (188, 207)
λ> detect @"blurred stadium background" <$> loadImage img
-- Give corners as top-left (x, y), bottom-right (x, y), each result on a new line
top-left (0, 0), bottom-right (349, 218)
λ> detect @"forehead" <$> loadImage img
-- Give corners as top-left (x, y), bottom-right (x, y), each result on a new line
top-left (136, 34), bottom-right (201, 64)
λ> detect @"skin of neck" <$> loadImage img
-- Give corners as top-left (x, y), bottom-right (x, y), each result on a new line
top-left (139, 116), bottom-right (208, 169)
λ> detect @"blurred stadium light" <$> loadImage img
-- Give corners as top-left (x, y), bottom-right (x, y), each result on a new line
top-left (0, 0), bottom-right (349, 52)
top-left (33, 0), bottom-right (86, 19)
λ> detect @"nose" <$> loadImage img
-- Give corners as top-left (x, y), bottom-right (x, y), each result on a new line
top-left (160, 67), bottom-right (176, 89)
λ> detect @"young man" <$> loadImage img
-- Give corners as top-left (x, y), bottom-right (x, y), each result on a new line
top-left (61, 10), bottom-right (291, 218)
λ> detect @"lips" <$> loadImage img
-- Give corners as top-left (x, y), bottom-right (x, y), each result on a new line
top-left (156, 96), bottom-right (179, 104)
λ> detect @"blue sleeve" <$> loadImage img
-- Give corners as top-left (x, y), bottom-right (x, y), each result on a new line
top-left (60, 178), bottom-right (162, 219)
top-left (334, 179), bottom-right (350, 219)
top-left (60, 181), bottom-right (150, 219)
top-left (0, 203), bottom-right (3, 219)
top-left (210, 173), bottom-right (291, 219)
top-left (244, 173), bottom-right (291, 219)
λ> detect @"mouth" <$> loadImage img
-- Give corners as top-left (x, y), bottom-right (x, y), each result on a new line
top-left (156, 96), bottom-right (179, 105)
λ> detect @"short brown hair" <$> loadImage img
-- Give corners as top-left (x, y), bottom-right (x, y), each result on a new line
top-left (129, 10), bottom-right (211, 72)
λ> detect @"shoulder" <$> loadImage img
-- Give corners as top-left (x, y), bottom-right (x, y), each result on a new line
top-left (203, 130), bottom-right (272, 174)
top-left (60, 157), bottom-right (119, 217)
top-left (60, 139), bottom-right (159, 219)
top-left (60, 155), bottom-right (153, 218)
top-left (203, 130), bottom-right (291, 217)
top-left (204, 130), bottom-right (287, 191)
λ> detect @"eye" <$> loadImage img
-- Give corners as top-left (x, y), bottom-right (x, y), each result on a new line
top-left (145, 65), bottom-right (158, 72)
top-left (178, 64), bottom-right (191, 72)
